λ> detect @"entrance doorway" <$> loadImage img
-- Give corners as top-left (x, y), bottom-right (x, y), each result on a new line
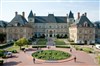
top-left (84, 40), bottom-right (87, 44)
top-left (49, 30), bottom-right (53, 37)
top-left (50, 34), bottom-right (52, 37)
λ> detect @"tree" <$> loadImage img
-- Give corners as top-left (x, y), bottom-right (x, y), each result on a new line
top-left (0, 33), bottom-right (6, 43)
top-left (14, 37), bottom-right (29, 50)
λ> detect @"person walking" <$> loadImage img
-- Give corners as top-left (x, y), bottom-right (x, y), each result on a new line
top-left (74, 56), bottom-right (76, 62)
top-left (33, 58), bottom-right (35, 64)
top-left (70, 48), bottom-right (72, 52)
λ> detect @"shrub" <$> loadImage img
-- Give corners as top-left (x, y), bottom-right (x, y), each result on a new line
top-left (11, 50), bottom-right (17, 53)
top-left (2, 55), bottom-right (7, 58)
top-left (74, 45), bottom-right (82, 51)
top-left (32, 45), bottom-right (46, 48)
top-left (0, 60), bottom-right (4, 65)
top-left (56, 45), bottom-right (70, 48)
top-left (21, 48), bottom-right (25, 51)
top-left (67, 39), bottom-right (74, 42)
top-left (82, 47), bottom-right (93, 53)
top-left (0, 50), bottom-right (4, 57)
top-left (0, 42), bottom-right (14, 49)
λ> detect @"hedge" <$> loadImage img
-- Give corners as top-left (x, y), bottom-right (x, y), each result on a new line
top-left (0, 42), bottom-right (14, 49)
top-left (0, 50), bottom-right (4, 57)
top-left (32, 45), bottom-right (46, 48)
top-left (0, 60), bottom-right (4, 65)
top-left (56, 45), bottom-right (70, 48)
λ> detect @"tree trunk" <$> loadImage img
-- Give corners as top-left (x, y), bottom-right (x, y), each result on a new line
top-left (20, 46), bottom-right (21, 50)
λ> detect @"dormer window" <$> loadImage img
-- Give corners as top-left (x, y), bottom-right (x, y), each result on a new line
top-left (84, 21), bottom-right (88, 27)
top-left (15, 23), bottom-right (18, 26)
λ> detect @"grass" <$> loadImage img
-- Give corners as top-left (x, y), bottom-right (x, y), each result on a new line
top-left (32, 50), bottom-right (71, 60)
top-left (6, 45), bottom-right (30, 51)
top-left (96, 55), bottom-right (100, 64)
top-left (73, 45), bottom-right (94, 53)
top-left (82, 47), bottom-right (93, 53)
top-left (37, 39), bottom-right (47, 45)
top-left (55, 39), bottom-right (66, 45)
top-left (74, 45), bottom-right (82, 50)
top-left (6, 46), bottom-right (20, 51)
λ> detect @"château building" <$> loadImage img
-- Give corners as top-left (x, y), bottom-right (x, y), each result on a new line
top-left (0, 10), bottom-right (100, 44)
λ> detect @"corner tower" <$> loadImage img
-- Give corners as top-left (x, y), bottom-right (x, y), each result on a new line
top-left (67, 11), bottom-right (75, 27)
top-left (28, 10), bottom-right (35, 23)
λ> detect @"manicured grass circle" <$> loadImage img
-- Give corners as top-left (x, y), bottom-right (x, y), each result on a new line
top-left (32, 50), bottom-right (71, 60)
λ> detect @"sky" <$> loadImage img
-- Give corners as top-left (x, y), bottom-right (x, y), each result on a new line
top-left (0, 0), bottom-right (100, 22)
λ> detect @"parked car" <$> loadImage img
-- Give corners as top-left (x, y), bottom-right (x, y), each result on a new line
top-left (95, 44), bottom-right (100, 50)
top-left (4, 51), bottom-right (12, 58)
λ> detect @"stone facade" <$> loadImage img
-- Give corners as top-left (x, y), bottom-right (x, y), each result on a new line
top-left (94, 22), bottom-right (100, 43)
top-left (33, 23), bottom-right (68, 37)
top-left (69, 13), bottom-right (95, 44)
top-left (0, 11), bottom-right (100, 44)
top-left (6, 26), bottom-right (33, 42)
top-left (0, 28), bottom-right (6, 33)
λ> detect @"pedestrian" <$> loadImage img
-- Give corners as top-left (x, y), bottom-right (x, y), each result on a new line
top-left (92, 45), bottom-right (94, 48)
top-left (33, 58), bottom-right (35, 63)
top-left (70, 48), bottom-right (72, 52)
top-left (48, 46), bottom-right (50, 49)
top-left (24, 49), bottom-right (26, 53)
top-left (74, 56), bottom-right (76, 62)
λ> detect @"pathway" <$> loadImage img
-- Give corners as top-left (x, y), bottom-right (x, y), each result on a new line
top-left (2, 38), bottom-right (99, 66)
top-left (46, 37), bottom-right (56, 48)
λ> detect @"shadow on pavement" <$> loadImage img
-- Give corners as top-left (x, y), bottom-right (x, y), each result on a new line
top-left (4, 61), bottom-right (22, 66)
top-left (76, 61), bottom-right (85, 63)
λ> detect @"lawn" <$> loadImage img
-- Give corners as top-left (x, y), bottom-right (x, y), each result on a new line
top-left (6, 45), bottom-right (29, 51)
top-left (82, 47), bottom-right (93, 53)
top-left (37, 39), bottom-right (47, 45)
top-left (74, 45), bottom-right (94, 53)
top-left (55, 39), bottom-right (66, 45)
top-left (96, 55), bottom-right (100, 64)
top-left (32, 50), bottom-right (71, 60)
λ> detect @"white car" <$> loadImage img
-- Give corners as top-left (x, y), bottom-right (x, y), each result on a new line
top-left (95, 44), bottom-right (100, 50)
top-left (4, 52), bottom-right (12, 58)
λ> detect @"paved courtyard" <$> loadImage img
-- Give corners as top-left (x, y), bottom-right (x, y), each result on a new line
top-left (1, 38), bottom-right (99, 66)
top-left (2, 47), bottom-right (98, 66)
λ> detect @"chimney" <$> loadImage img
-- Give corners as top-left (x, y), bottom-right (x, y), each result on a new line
top-left (66, 14), bottom-right (68, 18)
top-left (78, 12), bottom-right (80, 19)
top-left (22, 12), bottom-right (25, 17)
top-left (15, 11), bottom-right (18, 16)
top-left (84, 12), bottom-right (87, 16)
top-left (34, 13), bottom-right (36, 16)
top-left (82, 14), bottom-right (85, 16)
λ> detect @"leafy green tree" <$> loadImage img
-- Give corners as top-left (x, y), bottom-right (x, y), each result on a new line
top-left (14, 37), bottom-right (29, 50)
top-left (0, 33), bottom-right (6, 43)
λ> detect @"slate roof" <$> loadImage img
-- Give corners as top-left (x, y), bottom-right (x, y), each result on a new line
top-left (34, 14), bottom-right (67, 23)
top-left (28, 10), bottom-right (67, 23)
top-left (94, 21), bottom-right (100, 28)
top-left (68, 11), bottom-right (74, 18)
top-left (8, 15), bottom-right (28, 26)
top-left (28, 10), bottom-right (34, 18)
top-left (75, 15), bottom-right (94, 27)
top-left (0, 20), bottom-right (8, 27)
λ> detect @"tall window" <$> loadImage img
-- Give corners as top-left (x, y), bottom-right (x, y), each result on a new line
top-left (49, 26), bottom-right (52, 28)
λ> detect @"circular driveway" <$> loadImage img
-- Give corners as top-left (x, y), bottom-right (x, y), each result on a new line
top-left (3, 47), bottom-right (98, 66)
